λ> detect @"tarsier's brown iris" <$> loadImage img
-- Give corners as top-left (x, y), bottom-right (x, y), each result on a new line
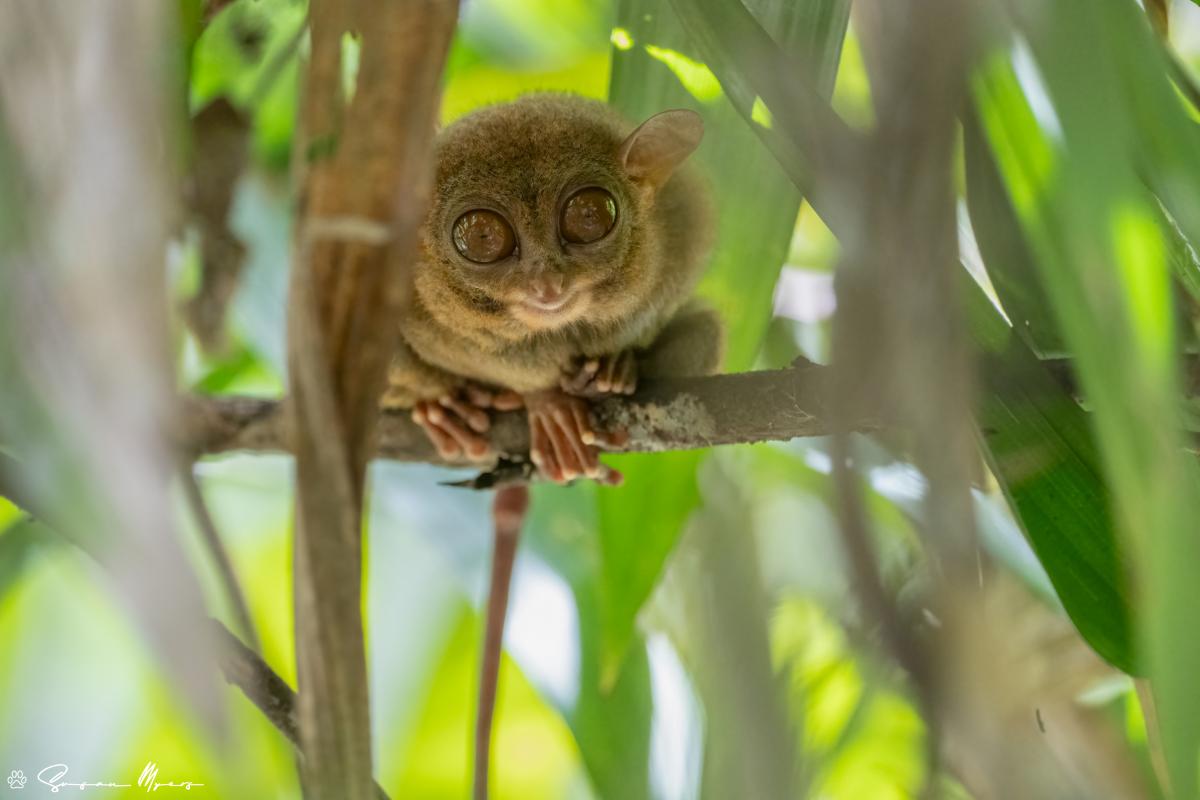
top-left (452, 210), bottom-right (517, 263)
top-left (561, 187), bottom-right (617, 244)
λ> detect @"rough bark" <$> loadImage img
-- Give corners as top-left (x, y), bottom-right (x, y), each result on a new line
top-left (181, 363), bottom-right (885, 468)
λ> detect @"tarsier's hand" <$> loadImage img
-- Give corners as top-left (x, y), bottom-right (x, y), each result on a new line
top-left (412, 384), bottom-right (524, 462)
top-left (525, 389), bottom-right (627, 485)
top-left (560, 350), bottom-right (638, 397)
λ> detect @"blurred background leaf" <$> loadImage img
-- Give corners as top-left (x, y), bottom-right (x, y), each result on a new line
top-left (973, 1), bottom-right (1200, 793)
top-left (7, 0), bottom-right (1200, 797)
top-left (594, 0), bottom-right (850, 679)
top-left (962, 139), bottom-right (1137, 672)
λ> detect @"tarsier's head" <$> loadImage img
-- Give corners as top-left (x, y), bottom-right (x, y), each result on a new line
top-left (419, 94), bottom-right (704, 337)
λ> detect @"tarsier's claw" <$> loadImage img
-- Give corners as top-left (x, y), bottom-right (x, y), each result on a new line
top-left (525, 389), bottom-right (626, 485)
top-left (560, 351), bottom-right (638, 398)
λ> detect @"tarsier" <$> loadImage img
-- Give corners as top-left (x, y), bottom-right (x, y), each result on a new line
top-left (385, 93), bottom-right (721, 798)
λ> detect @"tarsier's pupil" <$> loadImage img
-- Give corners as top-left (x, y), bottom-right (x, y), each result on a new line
top-left (561, 187), bottom-right (617, 244)
top-left (453, 210), bottom-right (517, 263)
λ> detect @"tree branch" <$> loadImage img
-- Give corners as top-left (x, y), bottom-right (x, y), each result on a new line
top-left (177, 355), bottom-right (1199, 474)
top-left (210, 620), bottom-right (300, 747)
top-left (285, 1), bottom-right (456, 797)
top-left (208, 620), bottom-right (391, 800)
top-left (181, 363), bottom-right (885, 466)
top-left (183, 466), bottom-right (259, 651)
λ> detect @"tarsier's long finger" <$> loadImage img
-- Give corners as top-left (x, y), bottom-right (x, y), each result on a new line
top-left (529, 415), bottom-right (562, 482)
top-left (569, 407), bottom-right (621, 484)
top-left (464, 384), bottom-right (525, 412)
top-left (592, 424), bottom-right (629, 450)
top-left (563, 398), bottom-right (629, 452)
top-left (551, 404), bottom-right (599, 478)
top-left (566, 401), bottom-right (597, 446)
top-left (559, 358), bottom-right (600, 395)
top-left (413, 404), bottom-right (462, 459)
top-left (594, 356), bottom-right (619, 394)
top-left (464, 384), bottom-right (496, 408)
top-left (426, 404), bottom-right (491, 459)
top-left (458, 386), bottom-right (496, 412)
top-left (490, 390), bottom-right (525, 411)
top-left (542, 410), bottom-right (583, 479)
top-left (592, 351), bottom-right (636, 395)
top-left (439, 394), bottom-right (490, 433)
top-left (614, 351), bottom-right (638, 395)
top-left (559, 373), bottom-right (585, 394)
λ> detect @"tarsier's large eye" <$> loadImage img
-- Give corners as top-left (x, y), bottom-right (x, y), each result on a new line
top-left (560, 187), bottom-right (617, 244)
top-left (452, 210), bottom-right (517, 263)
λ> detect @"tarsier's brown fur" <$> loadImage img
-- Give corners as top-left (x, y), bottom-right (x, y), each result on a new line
top-left (386, 93), bottom-right (723, 477)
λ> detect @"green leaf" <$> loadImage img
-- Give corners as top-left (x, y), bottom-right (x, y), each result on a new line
top-left (967, 282), bottom-right (1137, 671)
top-left (666, 0), bottom-right (851, 217)
top-left (962, 112), bottom-right (1065, 354)
top-left (523, 484), bottom-right (656, 800)
top-left (963, 117), bottom-right (1137, 673)
top-left (595, 0), bottom-right (850, 680)
top-left (0, 516), bottom-right (59, 605)
top-left (975, 8), bottom-right (1200, 792)
top-left (189, 0), bottom-right (306, 169)
top-left (384, 605), bottom-right (592, 797)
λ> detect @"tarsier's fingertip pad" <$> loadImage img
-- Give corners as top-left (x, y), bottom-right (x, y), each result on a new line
top-left (595, 466), bottom-right (623, 486)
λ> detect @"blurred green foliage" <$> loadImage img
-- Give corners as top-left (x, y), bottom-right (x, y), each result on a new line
top-left (6, 0), bottom-right (1199, 797)
top-left (971, 2), bottom-right (1200, 792)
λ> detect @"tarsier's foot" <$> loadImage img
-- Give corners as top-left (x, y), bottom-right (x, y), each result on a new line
top-left (412, 384), bottom-right (524, 462)
top-left (525, 389), bottom-right (627, 485)
top-left (560, 350), bottom-right (638, 397)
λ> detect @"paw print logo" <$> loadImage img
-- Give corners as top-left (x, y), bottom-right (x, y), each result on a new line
top-left (6, 769), bottom-right (26, 789)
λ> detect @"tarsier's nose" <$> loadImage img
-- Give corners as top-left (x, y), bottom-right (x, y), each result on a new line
top-left (528, 274), bottom-right (566, 306)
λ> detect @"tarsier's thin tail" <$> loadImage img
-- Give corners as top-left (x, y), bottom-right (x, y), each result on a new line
top-left (474, 484), bottom-right (530, 800)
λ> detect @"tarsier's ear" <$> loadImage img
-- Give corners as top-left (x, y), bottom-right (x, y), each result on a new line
top-left (618, 109), bottom-right (704, 189)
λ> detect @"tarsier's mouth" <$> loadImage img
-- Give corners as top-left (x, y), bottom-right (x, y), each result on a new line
top-left (509, 290), bottom-right (590, 332)
top-left (518, 291), bottom-right (578, 317)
